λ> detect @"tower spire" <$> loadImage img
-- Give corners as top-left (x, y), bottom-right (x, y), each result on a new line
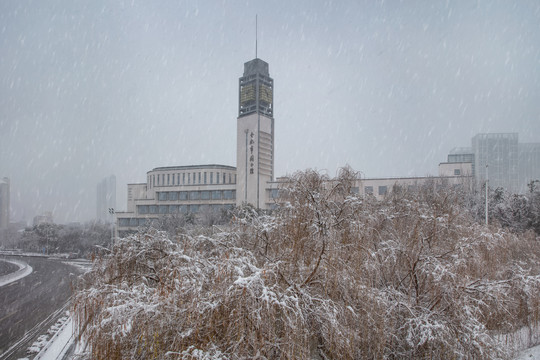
top-left (255, 14), bottom-right (258, 59)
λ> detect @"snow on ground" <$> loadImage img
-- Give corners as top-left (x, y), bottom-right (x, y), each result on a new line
top-left (515, 344), bottom-right (540, 360)
top-left (0, 258), bottom-right (33, 287)
top-left (62, 260), bottom-right (92, 274)
top-left (31, 314), bottom-right (74, 360)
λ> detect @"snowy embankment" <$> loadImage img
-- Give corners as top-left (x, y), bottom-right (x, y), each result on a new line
top-left (0, 258), bottom-right (33, 287)
top-left (24, 260), bottom-right (92, 359)
top-left (31, 315), bottom-right (75, 360)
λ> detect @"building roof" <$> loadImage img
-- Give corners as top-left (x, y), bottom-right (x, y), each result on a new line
top-left (148, 164), bottom-right (236, 173)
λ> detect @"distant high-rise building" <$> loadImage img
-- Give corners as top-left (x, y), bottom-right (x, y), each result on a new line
top-left (444, 133), bottom-right (540, 193)
top-left (518, 143), bottom-right (540, 192)
top-left (96, 175), bottom-right (116, 222)
top-left (472, 133), bottom-right (519, 192)
top-left (0, 177), bottom-right (9, 229)
top-left (33, 211), bottom-right (53, 226)
top-left (236, 58), bottom-right (274, 208)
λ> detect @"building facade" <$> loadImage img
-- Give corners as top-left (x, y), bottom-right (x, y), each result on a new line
top-left (117, 165), bottom-right (239, 234)
top-left (473, 133), bottom-right (519, 192)
top-left (519, 143), bottom-right (540, 192)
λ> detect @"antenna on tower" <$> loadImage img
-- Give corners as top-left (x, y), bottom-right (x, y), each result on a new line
top-left (255, 14), bottom-right (258, 58)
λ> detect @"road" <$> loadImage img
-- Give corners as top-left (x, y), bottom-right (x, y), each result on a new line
top-left (0, 256), bottom-right (85, 359)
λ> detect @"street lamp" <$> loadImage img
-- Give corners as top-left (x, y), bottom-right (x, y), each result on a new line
top-left (485, 164), bottom-right (489, 226)
top-left (108, 208), bottom-right (115, 248)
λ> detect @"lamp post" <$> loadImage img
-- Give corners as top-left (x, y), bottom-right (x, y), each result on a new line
top-left (108, 208), bottom-right (115, 248)
top-left (485, 164), bottom-right (489, 226)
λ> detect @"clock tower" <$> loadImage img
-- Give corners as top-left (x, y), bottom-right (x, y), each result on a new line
top-left (236, 58), bottom-right (274, 209)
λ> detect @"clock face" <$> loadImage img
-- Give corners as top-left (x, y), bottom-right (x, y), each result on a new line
top-left (259, 84), bottom-right (273, 104)
top-left (240, 83), bottom-right (255, 105)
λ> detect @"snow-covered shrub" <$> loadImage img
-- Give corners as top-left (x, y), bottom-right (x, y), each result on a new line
top-left (74, 169), bottom-right (540, 359)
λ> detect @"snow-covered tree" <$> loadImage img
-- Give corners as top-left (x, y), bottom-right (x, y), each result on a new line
top-left (73, 169), bottom-right (540, 359)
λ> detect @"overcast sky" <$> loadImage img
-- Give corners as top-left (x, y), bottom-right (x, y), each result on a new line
top-left (1, 0), bottom-right (539, 224)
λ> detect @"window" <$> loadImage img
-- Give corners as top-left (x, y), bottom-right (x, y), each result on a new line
top-left (138, 205), bottom-right (148, 214)
top-left (138, 218), bottom-right (148, 226)
top-left (189, 191), bottom-right (200, 200)
top-left (119, 218), bottom-right (130, 226)
top-left (149, 206), bottom-right (158, 214)
top-left (182, 173), bottom-right (185, 185)
top-left (198, 172), bottom-right (201, 184)
top-left (188, 173), bottom-right (191, 185)
top-left (158, 192), bottom-right (168, 201)
top-left (270, 189), bottom-right (279, 199)
top-left (179, 191), bottom-right (188, 200)
top-left (229, 173), bottom-right (232, 184)
top-left (364, 186), bottom-right (373, 194)
top-left (169, 191), bottom-right (178, 201)
top-left (454, 169), bottom-right (461, 175)
top-left (223, 173), bottom-right (226, 184)
top-left (223, 190), bottom-right (235, 200)
top-left (169, 205), bottom-right (178, 213)
top-left (159, 205), bottom-right (168, 214)
top-left (211, 190), bottom-right (221, 200)
top-left (180, 205), bottom-right (188, 213)
top-left (351, 187), bottom-right (359, 194)
top-left (200, 191), bottom-right (210, 200)
top-left (167, 174), bottom-right (170, 185)
top-left (378, 186), bottom-right (387, 196)
top-left (210, 172), bottom-right (213, 184)
top-left (216, 172), bottom-right (220, 184)
top-left (190, 205), bottom-right (199, 213)
top-left (204, 172), bottom-right (207, 184)
top-left (129, 218), bottom-right (138, 226)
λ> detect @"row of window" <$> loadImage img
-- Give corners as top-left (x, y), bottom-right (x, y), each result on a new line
top-left (364, 186), bottom-right (387, 196)
top-left (118, 218), bottom-right (151, 227)
top-left (269, 187), bottom-right (359, 199)
top-left (136, 203), bottom-right (234, 216)
top-left (364, 184), bottom-right (461, 196)
top-left (157, 190), bottom-right (236, 202)
top-left (149, 171), bottom-right (236, 188)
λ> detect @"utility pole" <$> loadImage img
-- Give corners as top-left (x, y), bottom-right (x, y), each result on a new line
top-left (485, 164), bottom-right (489, 226)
